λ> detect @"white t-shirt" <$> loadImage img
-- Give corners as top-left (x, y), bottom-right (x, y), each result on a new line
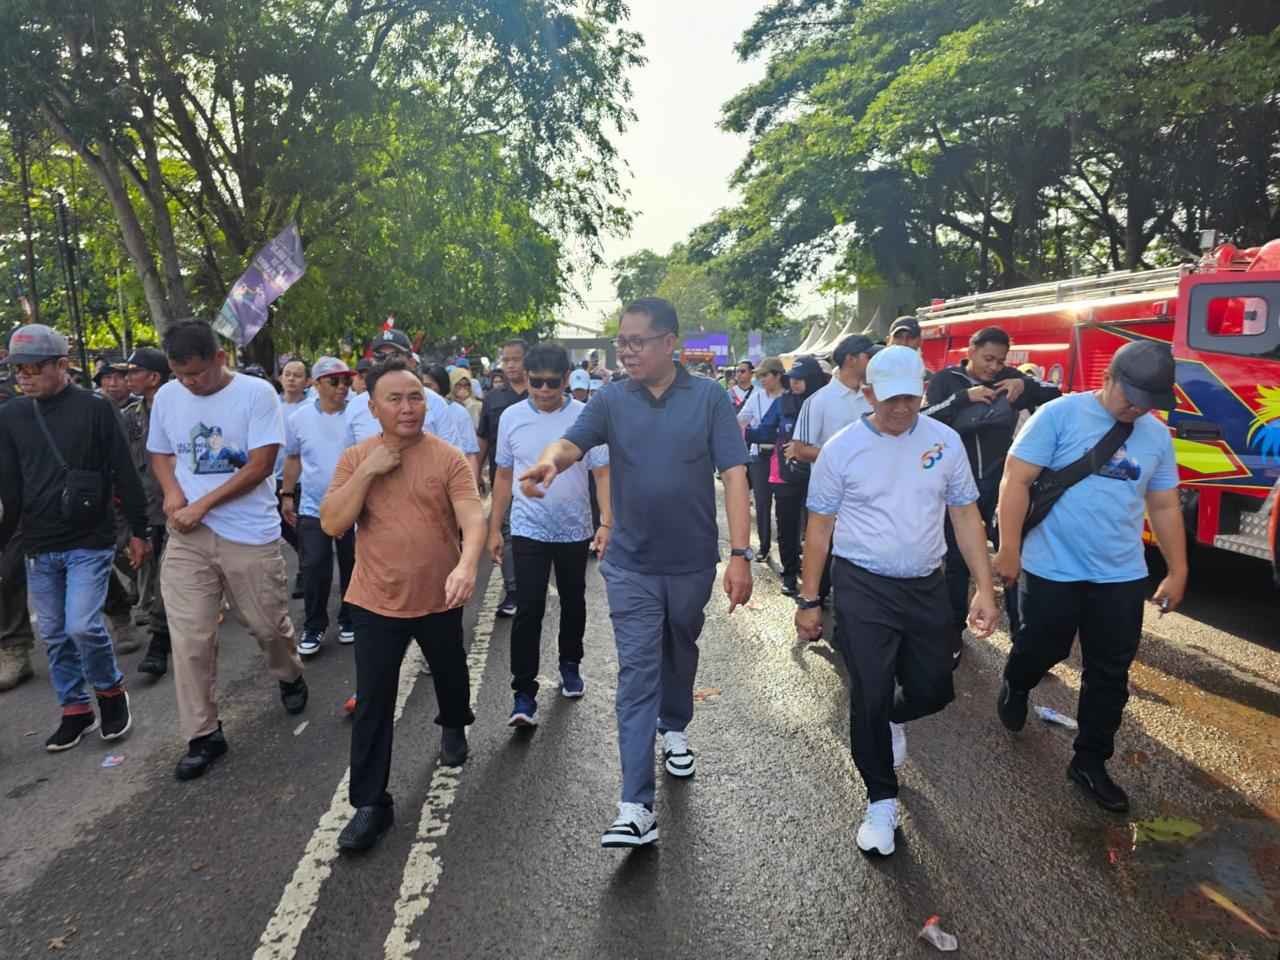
top-left (342, 389), bottom-right (469, 450)
top-left (794, 378), bottom-right (872, 448)
top-left (737, 386), bottom-right (784, 458)
top-left (147, 373), bottom-right (285, 545)
top-left (495, 397), bottom-right (608, 542)
top-left (443, 399), bottom-right (480, 455)
top-left (807, 414), bottom-right (978, 578)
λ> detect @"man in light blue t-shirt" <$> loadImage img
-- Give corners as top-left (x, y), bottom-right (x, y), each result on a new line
top-left (283, 357), bottom-right (358, 657)
top-left (489, 343), bottom-right (610, 728)
top-left (994, 340), bottom-right (1187, 815)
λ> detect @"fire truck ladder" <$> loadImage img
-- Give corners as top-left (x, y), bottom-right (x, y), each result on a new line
top-left (917, 265), bottom-right (1187, 322)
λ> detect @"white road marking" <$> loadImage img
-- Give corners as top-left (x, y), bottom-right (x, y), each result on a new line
top-left (383, 577), bottom-right (501, 958)
top-left (254, 644), bottom-right (425, 959)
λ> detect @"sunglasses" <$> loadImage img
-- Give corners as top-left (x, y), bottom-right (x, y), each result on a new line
top-left (15, 359), bottom-right (58, 376)
top-left (528, 376), bottom-right (562, 389)
top-left (318, 375), bottom-right (351, 387)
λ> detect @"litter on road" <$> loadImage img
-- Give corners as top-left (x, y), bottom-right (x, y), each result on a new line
top-left (1034, 705), bottom-right (1079, 730)
top-left (918, 916), bottom-right (958, 951)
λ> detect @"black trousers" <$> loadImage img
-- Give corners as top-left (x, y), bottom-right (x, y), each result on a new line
top-left (511, 537), bottom-right (588, 695)
top-left (1004, 573), bottom-right (1145, 765)
top-left (774, 488), bottom-right (805, 578)
top-left (747, 455), bottom-right (774, 556)
top-left (588, 473), bottom-right (601, 532)
top-left (348, 604), bottom-right (474, 808)
top-left (833, 560), bottom-right (955, 802)
top-left (297, 516), bottom-right (355, 634)
top-left (944, 470), bottom-right (1020, 637)
top-left (278, 483), bottom-right (300, 556)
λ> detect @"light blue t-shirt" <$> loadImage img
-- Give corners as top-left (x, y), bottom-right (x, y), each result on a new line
top-left (284, 400), bottom-right (352, 518)
top-left (275, 398), bottom-right (307, 481)
top-left (807, 414), bottom-right (978, 578)
top-left (342, 388), bottom-right (469, 451)
top-left (496, 397), bottom-right (608, 542)
top-left (1010, 392), bottom-right (1179, 583)
top-left (442, 398), bottom-right (480, 455)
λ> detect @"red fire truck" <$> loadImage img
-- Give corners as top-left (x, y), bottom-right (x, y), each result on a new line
top-left (914, 240), bottom-right (1280, 583)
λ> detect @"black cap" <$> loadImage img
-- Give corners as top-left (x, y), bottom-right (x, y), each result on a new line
top-left (125, 347), bottom-right (170, 378)
top-left (93, 361), bottom-right (130, 385)
top-left (786, 355), bottom-right (825, 385)
top-left (356, 357), bottom-right (373, 373)
top-left (368, 329), bottom-right (413, 354)
top-left (832, 334), bottom-right (876, 367)
top-left (1112, 340), bottom-right (1176, 411)
top-left (889, 316), bottom-right (921, 339)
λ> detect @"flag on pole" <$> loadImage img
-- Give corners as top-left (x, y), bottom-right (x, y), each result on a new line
top-left (212, 224), bottom-right (307, 346)
top-left (383, 313), bottom-right (396, 332)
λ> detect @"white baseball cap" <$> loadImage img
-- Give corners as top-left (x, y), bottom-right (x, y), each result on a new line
top-left (569, 369), bottom-right (591, 391)
top-left (866, 345), bottom-right (925, 400)
top-left (311, 356), bottom-right (354, 379)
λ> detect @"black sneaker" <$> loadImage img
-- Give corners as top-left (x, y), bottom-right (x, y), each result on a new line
top-left (338, 804), bottom-right (394, 853)
top-left (98, 690), bottom-right (132, 741)
top-left (280, 675), bottom-right (308, 715)
top-left (45, 712), bottom-right (99, 753)
top-left (440, 727), bottom-right (468, 766)
top-left (781, 575), bottom-right (798, 597)
top-left (1068, 758), bottom-right (1130, 813)
top-left (175, 725), bottom-right (228, 781)
top-left (496, 594), bottom-right (517, 618)
top-left (138, 645), bottom-right (168, 677)
top-left (997, 678), bottom-right (1029, 731)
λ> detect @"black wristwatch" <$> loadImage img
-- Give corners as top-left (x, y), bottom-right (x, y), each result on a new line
top-left (730, 547), bottom-right (755, 562)
top-left (794, 595), bottom-right (822, 610)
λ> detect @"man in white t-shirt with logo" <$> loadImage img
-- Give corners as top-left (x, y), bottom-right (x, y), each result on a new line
top-left (488, 343), bottom-right (610, 727)
top-left (148, 320), bottom-right (307, 782)
top-left (795, 346), bottom-right (998, 857)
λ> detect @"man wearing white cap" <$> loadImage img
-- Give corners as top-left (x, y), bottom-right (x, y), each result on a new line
top-left (795, 345), bottom-right (998, 857)
top-left (569, 367), bottom-right (591, 403)
top-left (283, 357), bottom-right (359, 657)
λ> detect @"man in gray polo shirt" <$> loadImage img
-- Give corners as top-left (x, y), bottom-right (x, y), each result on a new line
top-left (521, 297), bottom-right (753, 850)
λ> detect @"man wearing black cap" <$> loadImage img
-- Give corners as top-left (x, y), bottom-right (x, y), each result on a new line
top-left (123, 348), bottom-right (173, 676)
top-left (993, 339), bottom-right (1186, 814)
top-left (94, 362), bottom-right (134, 409)
top-left (888, 316), bottom-right (923, 350)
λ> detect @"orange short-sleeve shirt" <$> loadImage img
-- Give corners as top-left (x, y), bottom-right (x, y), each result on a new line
top-left (327, 434), bottom-right (480, 618)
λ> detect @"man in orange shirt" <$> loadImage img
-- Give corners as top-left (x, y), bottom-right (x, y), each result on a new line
top-left (321, 357), bottom-right (486, 853)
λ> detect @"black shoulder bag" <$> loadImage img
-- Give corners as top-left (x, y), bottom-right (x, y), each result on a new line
top-left (1021, 420), bottom-right (1133, 537)
top-left (32, 400), bottom-right (107, 528)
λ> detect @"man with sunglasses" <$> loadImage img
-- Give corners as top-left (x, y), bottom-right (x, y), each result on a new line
top-left (0, 324), bottom-right (150, 751)
top-left (488, 343), bottom-right (610, 728)
top-left (283, 358), bottom-right (359, 657)
top-left (521, 298), bottom-right (753, 850)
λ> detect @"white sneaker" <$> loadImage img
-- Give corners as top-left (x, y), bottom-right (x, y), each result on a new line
top-left (856, 798), bottom-right (899, 856)
top-left (891, 722), bottom-right (907, 769)
top-left (338, 626), bottom-right (355, 645)
top-left (661, 730), bottom-right (695, 777)
top-left (601, 802), bottom-right (658, 848)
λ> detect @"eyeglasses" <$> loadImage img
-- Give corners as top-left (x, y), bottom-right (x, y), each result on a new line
top-left (15, 359), bottom-right (57, 376)
top-left (528, 376), bottom-right (562, 389)
top-left (613, 333), bottom-right (668, 353)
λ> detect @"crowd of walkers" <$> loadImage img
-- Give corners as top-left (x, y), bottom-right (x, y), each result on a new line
top-left (0, 296), bottom-right (1187, 857)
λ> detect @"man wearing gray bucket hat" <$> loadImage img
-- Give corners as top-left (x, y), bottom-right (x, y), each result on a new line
top-left (0, 324), bottom-right (150, 751)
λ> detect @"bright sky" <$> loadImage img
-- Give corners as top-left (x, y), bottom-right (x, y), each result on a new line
top-left (556, 2), bottom-right (824, 334)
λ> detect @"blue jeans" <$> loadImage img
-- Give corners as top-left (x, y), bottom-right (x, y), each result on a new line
top-left (27, 548), bottom-right (123, 707)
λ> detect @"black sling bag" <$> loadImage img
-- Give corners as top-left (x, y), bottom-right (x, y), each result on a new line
top-left (32, 400), bottom-right (108, 528)
top-left (1021, 420), bottom-right (1133, 538)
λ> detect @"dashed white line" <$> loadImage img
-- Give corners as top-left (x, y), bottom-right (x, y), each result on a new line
top-left (383, 576), bottom-right (501, 958)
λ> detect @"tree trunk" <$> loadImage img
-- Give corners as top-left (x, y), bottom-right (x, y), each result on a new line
top-left (15, 133), bottom-right (40, 322)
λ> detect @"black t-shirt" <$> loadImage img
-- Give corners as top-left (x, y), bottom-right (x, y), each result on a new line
top-left (477, 384), bottom-right (529, 454)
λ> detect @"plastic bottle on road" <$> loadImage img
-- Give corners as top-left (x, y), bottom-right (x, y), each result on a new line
top-left (919, 916), bottom-right (958, 952)
top-left (1034, 705), bottom-right (1080, 730)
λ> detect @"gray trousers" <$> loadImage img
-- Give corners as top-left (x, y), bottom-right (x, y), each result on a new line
top-left (600, 559), bottom-right (716, 807)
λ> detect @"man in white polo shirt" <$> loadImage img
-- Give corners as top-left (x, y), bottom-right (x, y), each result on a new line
top-left (489, 343), bottom-right (610, 726)
top-left (795, 345), bottom-right (998, 857)
top-left (343, 330), bottom-right (472, 451)
top-left (282, 357), bottom-right (358, 657)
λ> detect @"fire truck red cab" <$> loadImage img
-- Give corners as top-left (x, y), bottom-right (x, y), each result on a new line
top-left (915, 241), bottom-right (1280, 583)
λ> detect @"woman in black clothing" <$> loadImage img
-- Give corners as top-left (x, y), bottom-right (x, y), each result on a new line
top-left (746, 355), bottom-right (828, 596)
top-left (923, 327), bottom-right (1061, 646)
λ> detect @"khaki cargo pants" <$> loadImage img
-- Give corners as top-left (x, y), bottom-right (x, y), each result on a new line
top-left (161, 525), bottom-right (302, 741)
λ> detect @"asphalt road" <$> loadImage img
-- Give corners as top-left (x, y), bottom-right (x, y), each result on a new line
top-left (0, 515), bottom-right (1277, 960)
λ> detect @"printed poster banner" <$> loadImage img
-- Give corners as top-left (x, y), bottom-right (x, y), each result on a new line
top-left (681, 330), bottom-right (731, 367)
top-left (213, 224), bottom-right (306, 346)
top-left (748, 331), bottom-right (764, 364)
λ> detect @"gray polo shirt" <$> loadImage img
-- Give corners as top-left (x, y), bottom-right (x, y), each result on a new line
top-left (563, 365), bottom-right (748, 574)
